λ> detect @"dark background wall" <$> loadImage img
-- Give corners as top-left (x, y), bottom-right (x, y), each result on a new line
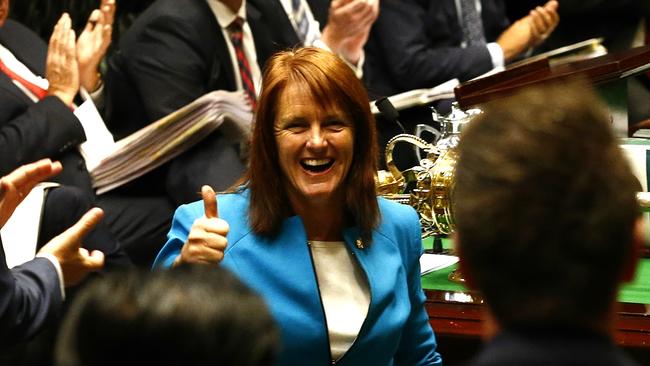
top-left (8, 0), bottom-right (154, 43)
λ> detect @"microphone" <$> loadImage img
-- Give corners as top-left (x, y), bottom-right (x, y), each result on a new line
top-left (375, 97), bottom-right (406, 134)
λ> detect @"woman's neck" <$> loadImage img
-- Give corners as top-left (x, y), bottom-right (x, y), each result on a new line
top-left (289, 194), bottom-right (347, 241)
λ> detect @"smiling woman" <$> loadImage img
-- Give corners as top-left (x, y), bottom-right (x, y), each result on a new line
top-left (153, 47), bottom-right (442, 366)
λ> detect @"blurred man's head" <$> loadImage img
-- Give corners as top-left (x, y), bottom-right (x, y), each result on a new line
top-left (56, 265), bottom-right (279, 366)
top-left (454, 81), bottom-right (642, 332)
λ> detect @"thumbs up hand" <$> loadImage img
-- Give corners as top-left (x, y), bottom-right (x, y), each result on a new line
top-left (37, 207), bottom-right (105, 287)
top-left (175, 185), bottom-right (230, 267)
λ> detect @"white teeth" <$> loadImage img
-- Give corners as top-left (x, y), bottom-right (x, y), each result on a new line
top-left (302, 159), bottom-right (331, 166)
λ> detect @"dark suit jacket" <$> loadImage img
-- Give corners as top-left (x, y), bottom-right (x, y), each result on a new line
top-left (104, 0), bottom-right (293, 203)
top-left (364, 0), bottom-right (510, 98)
top-left (0, 20), bottom-right (131, 271)
top-left (467, 329), bottom-right (641, 366)
top-left (0, 242), bottom-right (61, 345)
top-left (0, 20), bottom-right (91, 193)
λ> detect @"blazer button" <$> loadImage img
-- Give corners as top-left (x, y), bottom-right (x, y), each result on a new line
top-left (77, 160), bottom-right (86, 170)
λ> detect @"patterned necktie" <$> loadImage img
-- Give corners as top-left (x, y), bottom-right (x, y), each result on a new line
top-left (0, 57), bottom-right (47, 100)
top-left (227, 17), bottom-right (257, 109)
top-left (291, 0), bottom-right (310, 44)
top-left (460, 0), bottom-right (486, 46)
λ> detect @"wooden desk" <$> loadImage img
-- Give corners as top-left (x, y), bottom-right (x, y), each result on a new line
top-left (423, 288), bottom-right (650, 347)
top-left (421, 261), bottom-right (650, 364)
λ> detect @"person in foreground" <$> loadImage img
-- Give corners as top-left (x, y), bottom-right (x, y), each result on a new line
top-left (154, 47), bottom-right (442, 366)
top-left (55, 264), bottom-right (279, 366)
top-left (454, 82), bottom-right (642, 366)
top-left (0, 159), bottom-right (104, 344)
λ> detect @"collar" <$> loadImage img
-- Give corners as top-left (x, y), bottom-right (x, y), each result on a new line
top-left (206, 0), bottom-right (247, 29)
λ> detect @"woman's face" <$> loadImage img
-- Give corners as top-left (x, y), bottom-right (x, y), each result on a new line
top-left (274, 83), bottom-right (355, 210)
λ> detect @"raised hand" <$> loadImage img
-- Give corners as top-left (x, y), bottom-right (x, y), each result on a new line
top-left (497, 0), bottom-right (559, 62)
top-left (322, 0), bottom-right (379, 64)
top-left (77, 0), bottom-right (115, 92)
top-left (0, 159), bottom-right (62, 228)
top-left (174, 185), bottom-right (230, 266)
top-left (37, 207), bottom-right (105, 287)
top-left (46, 13), bottom-right (79, 105)
top-left (527, 1), bottom-right (559, 47)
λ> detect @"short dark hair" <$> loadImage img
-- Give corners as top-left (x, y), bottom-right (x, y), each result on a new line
top-left (454, 81), bottom-right (640, 330)
top-left (247, 47), bottom-right (379, 244)
top-left (55, 265), bottom-right (279, 366)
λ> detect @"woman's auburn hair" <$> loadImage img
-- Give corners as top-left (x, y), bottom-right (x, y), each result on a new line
top-left (246, 47), bottom-right (379, 244)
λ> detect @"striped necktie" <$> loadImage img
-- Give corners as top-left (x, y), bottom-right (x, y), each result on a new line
top-left (460, 0), bottom-right (486, 46)
top-left (291, 0), bottom-right (310, 44)
top-left (0, 57), bottom-right (47, 100)
top-left (227, 17), bottom-right (257, 109)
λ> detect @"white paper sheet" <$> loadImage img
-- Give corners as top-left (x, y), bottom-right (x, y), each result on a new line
top-left (419, 253), bottom-right (459, 276)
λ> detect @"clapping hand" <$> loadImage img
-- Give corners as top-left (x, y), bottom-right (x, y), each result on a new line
top-left (527, 1), bottom-right (559, 47)
top-left (0, 159), bottom-right (105, 287)
top-left (46, 13), bottom-right (79, 106)
top-left (38, 208), bottom-right (105, 286)
top-left (77, 0), bottom-right (115, 92)
top-left (497, 0), bottom-right (559, 62)
top-left (0, 159), bottom-right (62, 228)
top-left (323, 0), bottom-right (379, 65)
top-left (175, 185), bottom-right (230, 266)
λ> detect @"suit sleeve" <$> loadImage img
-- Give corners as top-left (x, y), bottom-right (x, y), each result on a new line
top-left (119, 15), bottom-right (216, 123)
top-left (369, 0), bottom-right (495, 90)
top-left (0, 96), bottom-right (85, 177)
top-left (393, 206), bottom-right (442, 365)
top-left (0, 241), bottom-right (63, 345)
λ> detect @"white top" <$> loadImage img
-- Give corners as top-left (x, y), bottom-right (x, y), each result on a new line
top-left (309, 240), bottom-right (370, 361)
top-left (205, 0), bottom-right (262, 95)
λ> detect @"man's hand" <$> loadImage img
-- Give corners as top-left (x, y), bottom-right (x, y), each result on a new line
top-left (0, 159), bottom-right (62, 228)
top-left (174, 185), bottom-right (229, 266)
top-left (37, 208), bottom-right (105, 287)
top-left (527, 1), bottom-right (559, 47)
top-left (46, 13), bottom-right (79, 105)
top-left (497, 0), bottom-right (559, 62)
top-left (322, 0), bottom-right (379, 65)
top-left (77, 0), bottom-right (115, 92)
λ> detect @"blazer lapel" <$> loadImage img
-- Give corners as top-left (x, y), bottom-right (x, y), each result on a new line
top-left (208, 22), bottom-right (237, 92)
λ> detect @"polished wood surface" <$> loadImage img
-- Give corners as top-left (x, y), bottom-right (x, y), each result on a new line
top-left (424, 288), bottom-right (650, 347)
top-left (454, 45), bottom-right (650, 109)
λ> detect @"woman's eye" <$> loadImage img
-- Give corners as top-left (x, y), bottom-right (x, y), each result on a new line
top-left (285, 124), bottom-right (308, 133)
top-left (324, 121), bottom-right (347, 131)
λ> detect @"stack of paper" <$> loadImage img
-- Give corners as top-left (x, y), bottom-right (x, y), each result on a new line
top-left (419, 253), bottom-right (459, 276)
top-left (83, 90), bottom-right (253, 195)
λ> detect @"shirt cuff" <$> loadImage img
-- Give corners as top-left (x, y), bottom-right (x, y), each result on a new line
top-left (487, 42), bottom-right (505, 69)
top-left (35, 253), bottom-right (65, 300)
top-left (81, 82), bottom-right (105, 110)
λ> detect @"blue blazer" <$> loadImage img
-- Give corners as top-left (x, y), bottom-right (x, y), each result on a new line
top-left (154, 189), bottom-right (442, 366)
